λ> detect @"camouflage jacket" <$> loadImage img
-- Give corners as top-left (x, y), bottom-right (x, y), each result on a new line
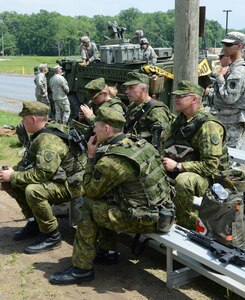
top-left (80, 42), bottom-right (99, 63)
top-left (125, 99), bottom-right (175, 144)
top-left (49, 74), bottom-right (69, 101)
top-left (164, 107), bottom-right (229, 177)
top-left (212, 58), bottom-right (245, 123)
top-left (11, 126), bottom-right (85, 197)
top-left (83, 134), bottom-right (173, 222)
top-left (34, 72), bottom-right (47, 98)
top-left (140, 45), bottom-right (158, 65)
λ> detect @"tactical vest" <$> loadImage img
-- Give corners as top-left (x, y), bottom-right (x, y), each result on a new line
top-left (20, 123), bottom-right (85, 187)
top-left (164, 111), bottom-right (229, 169)
top-left (98, 135), bottom-right (174, 225)
top-left (125, 100), bottom-right (174, 141)
top-left (213, 60), bottom-right (245, 110)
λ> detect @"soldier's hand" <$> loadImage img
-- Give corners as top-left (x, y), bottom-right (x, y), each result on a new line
top-left (79, 61), bottom-right (87, 67)
top-left (0, 168), bottom-right (13, 182)
top-left (80, 104), bottom-right (93, 118)
top-left (162, 157), bottom-right (177, 172)
top-left (87, 135), bottom-right (99, 159)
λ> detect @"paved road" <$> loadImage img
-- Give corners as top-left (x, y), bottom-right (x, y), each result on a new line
top-left (0, 74), bottom-right (36, 113)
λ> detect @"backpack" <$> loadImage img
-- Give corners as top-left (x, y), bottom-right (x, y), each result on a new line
top-left (197, 181), bottom-right (245, 249)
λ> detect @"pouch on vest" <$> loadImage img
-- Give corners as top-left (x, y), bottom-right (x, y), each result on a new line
top-left (164, 145), bottom-right (194, 162)
top-left (197, 186), bottom-right (245, 249)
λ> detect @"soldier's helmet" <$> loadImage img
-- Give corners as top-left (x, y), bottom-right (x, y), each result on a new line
top-left (140, 38), bottom-right (149, 45)
top-left (135, 30), bottom-right (144, 37)
top-left (80, 36), bottom-right (90, 44)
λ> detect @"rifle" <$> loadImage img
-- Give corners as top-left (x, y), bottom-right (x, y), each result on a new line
top-left (69, 127), bottom-right (87, 153)
top-left (175, 225), bottom-right (245, 267)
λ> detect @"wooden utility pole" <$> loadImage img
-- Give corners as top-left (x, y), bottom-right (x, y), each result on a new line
top-left (173, 0), bottom-right (200, 88)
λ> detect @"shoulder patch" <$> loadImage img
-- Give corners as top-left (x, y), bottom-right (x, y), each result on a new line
top-left (210, 134), bottom-right (219, 145)
top-left (44, 150), bottom-right (54, 162)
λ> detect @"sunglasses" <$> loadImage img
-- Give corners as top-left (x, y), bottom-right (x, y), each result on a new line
top-left (223, 43), bottom-right (238, 47)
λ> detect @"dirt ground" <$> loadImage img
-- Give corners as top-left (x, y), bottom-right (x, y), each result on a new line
top-left (0, 190), bottom-right (235, 300)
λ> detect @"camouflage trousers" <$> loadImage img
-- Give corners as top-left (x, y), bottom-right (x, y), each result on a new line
top-left (10, 181), bottom-right (72, 234)
top-left (53, 98), bottom-right (71, 123)
top-left (225, 123), bottom-right (245, 150)
top-left (72, 198), bottom-right (157, 270)
top-left (36, 95), bottom-right (50, 107)
top-left (174, 172), bottom-right (210, 229)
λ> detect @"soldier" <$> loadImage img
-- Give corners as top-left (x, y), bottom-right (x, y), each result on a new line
top-left (79, 36), bottom-right (99, 66)
top-left (49, 106), bottom-right (175, 285)
top-left (139, 38), bottom-right (158, 65)
top-left (123, 72), bottom-right (175, 151)
top-left (162, 80), bottom-right (229, 229)
top-left (0, 101), bottom-right (84, 253)
top-left (34, 63), bottom-right (49, 106)
top-left (75, 77), bottom-right (126, 140)
top-left (129, 29), bottom-right (144, 44)
top-left (49, 65), bottom-right (70, 125)
top-left (209, 31), bottom-right (245, 150)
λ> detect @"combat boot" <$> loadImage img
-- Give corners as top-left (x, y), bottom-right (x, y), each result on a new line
top-left (24, 228), bottom-right (62, 254)
top-left (49, 266), bottom-right (94, 285)
top-left (13, 220), bottom-right (40, 241)
top-left (93, 247), bottom-right (119, 265)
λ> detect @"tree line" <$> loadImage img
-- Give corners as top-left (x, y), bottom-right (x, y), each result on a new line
top-left (0, 8), bottom-right (244, 56)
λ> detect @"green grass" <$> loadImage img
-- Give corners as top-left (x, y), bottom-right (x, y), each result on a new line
top-left (0, 110), bottom-right (22, 166)
top-left (0, 55), bottom-right (79, 75)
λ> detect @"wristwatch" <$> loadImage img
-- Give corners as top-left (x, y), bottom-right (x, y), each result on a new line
top-left (173, 162), bottom-right (182, 172)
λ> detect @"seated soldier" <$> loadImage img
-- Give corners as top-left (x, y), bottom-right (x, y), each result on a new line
top-left (123, 72), bottom-right (175, 152)
top-left (0, 102), bottom-right (85, 254)
top-left (49, 106), bottom-right (175, 285)
top-left (162, 80), bottom-right (230, 228)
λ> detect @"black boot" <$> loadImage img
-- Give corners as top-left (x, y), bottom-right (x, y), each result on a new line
top-left (93, 247), bottom-right (119, 265)
top-left (13, 220), bottom-right (40, 241)
top-left (24, 229), bottom-right (62, 254)
top-left (49, 266), bottom-right (94, 285)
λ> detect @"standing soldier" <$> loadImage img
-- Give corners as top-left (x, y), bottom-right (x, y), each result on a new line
top-left (49, 65), bottom-right (70, 125)
top-left (209, 32), bottom-right (245, 150)
top-left (34, 64), bottom-right (49, 106)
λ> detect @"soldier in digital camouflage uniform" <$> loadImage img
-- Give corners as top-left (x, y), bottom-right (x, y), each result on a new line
top-left (72, 77), bottom-right (126, 140)
top-left (139, 38), bottom-right (158, 65)
top-left (49, 65), bottom-right (70, 125)
top-left (0, 101), bottom-right (85, 254)
top-left (34, 63), bottom-right (50, 106)
top-left (209, 32), bottom-right (245, 150)
top-left (49, 106), bottom-right (175, 285)
top-left (123, 72), bottom-right (175, 152)
top-left (79, 36), bottom-right (99, 66)
top-left (162, 80), bottom-right (229, 229)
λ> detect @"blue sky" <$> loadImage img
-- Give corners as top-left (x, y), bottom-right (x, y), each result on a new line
top-left (1, 0), bottom-right (244, 29)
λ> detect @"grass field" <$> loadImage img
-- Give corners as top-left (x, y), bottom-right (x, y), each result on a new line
top-left (0, 110), bottom-right (22, 166)
top-left (0, 55), bottom-right (80, 75)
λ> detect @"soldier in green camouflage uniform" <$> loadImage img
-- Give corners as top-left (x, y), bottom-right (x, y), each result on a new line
top-left (162, 81), bottom-right (229, 229)
top-left (72, 77), bottom-right (126, 140)
top-left (0, 101), bottom-right (85, 254)
top-left (123, 72), bottom-right (175, 151)
top-left (49, 106), bottom-right (175, 285)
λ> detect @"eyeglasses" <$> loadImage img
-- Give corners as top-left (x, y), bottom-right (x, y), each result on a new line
top-left (174, 94), bottom-right (195, 99)
top-left (223, 43), bottom-right (238, 47)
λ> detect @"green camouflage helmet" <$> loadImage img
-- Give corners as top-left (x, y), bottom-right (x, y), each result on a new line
top-left (19, 101), bottom-right (49, 117)
top-left (123, 71), bottom-right (150, 86)
top-left (171, 80), bottom-right (204, 97)
top-left (85, 78), bottom-right (106, 99)
top-left (95, 106), bottom-right (126, 128)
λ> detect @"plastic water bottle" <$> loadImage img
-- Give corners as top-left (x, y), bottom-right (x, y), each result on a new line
top-left (212, 183), bottom-right (229, 202)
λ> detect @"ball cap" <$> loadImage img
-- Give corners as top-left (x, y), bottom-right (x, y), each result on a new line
top-left (95, 106), bottom-right (126, 128)
top-left (19, 101), bottom-right (49, 117)
top-left (85, 78), bottom-right (106, 99)
top-left (221, 31), bottom-right (245, 44)
top-left (172, 80), bottom-right (204, 97)
top-left (123, 72), bottom-right (149, 86)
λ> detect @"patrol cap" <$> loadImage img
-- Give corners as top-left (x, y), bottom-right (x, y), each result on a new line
top-left (221, 31), bottom-right (245, 44)
top-left (19, 101), bottom-right (49, 117)
top-left (85, 78), bottom-right (106, 99)
top-left (140, 38), bottom-right (149, 45)
top-left (95, 106), bottom-right (126, 128)
top-left (53, 65), bottom-right (62, 70)
top-left (38, 63), bottom-right (47, 70)
top-left (123, 72), bottom-right (150, 86)
top-left (80, 36), bottom-right (90, 43)
top-left (172, 80), bottom-right (204, 97)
